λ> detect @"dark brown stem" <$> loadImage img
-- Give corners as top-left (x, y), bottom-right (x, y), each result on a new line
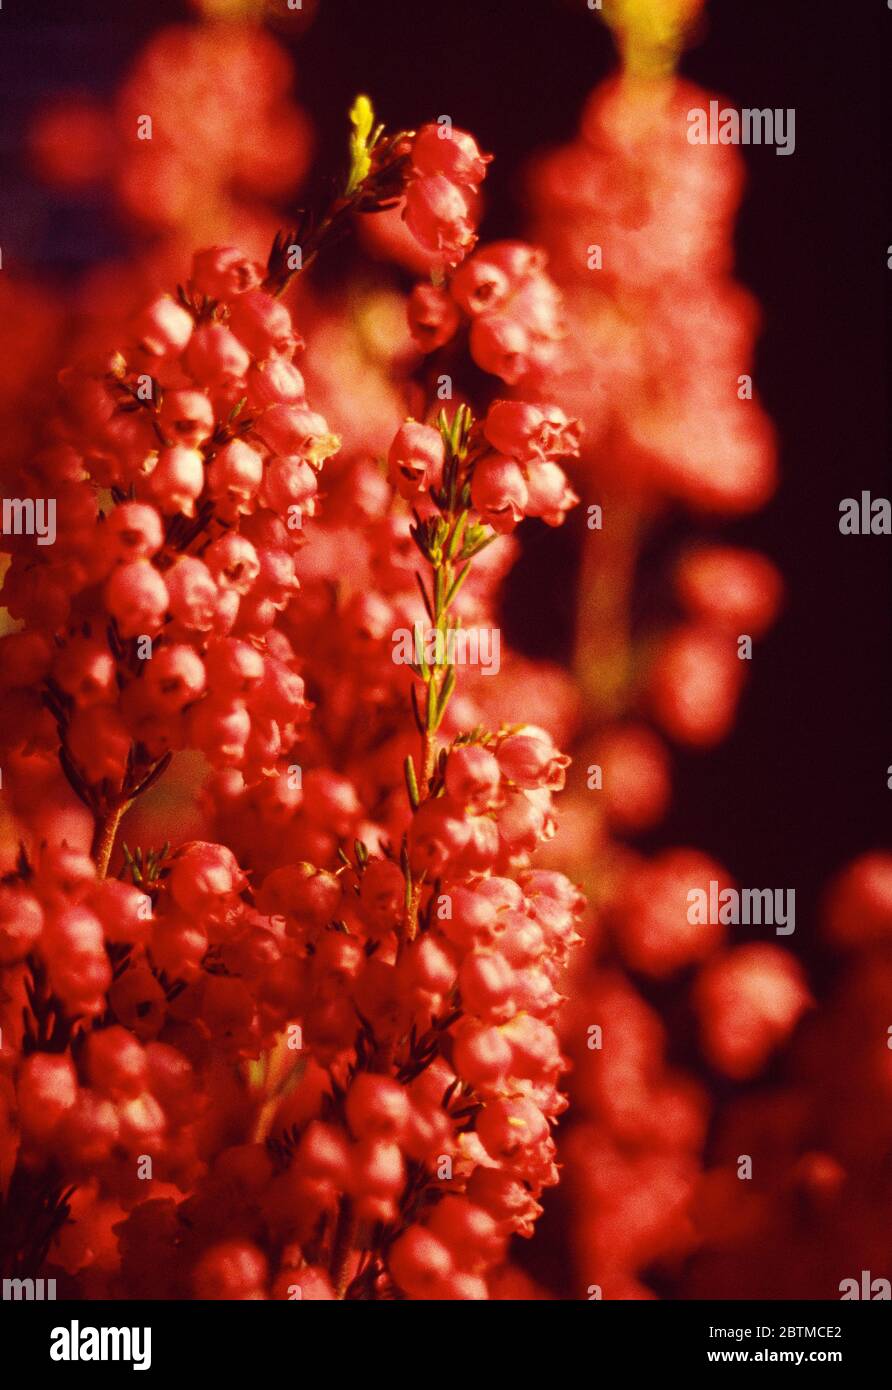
top-left (266, 199), bottom-right (351, 299)
top-left (263, 137), bottom-right (411, 299)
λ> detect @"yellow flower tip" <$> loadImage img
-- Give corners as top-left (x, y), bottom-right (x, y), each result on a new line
top-left (346, 95), bottom-right (376, 193)
top-left (603, 0), bottom-right (704, 76)
top-left (349, 94), bottom-right (375, 145)
top-left (194, 0), bottom-right (263, 20)
top-left (307, 432), bottom-right (341, 468)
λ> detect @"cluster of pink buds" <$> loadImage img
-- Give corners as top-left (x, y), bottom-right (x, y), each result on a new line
top-left (529, 75), bottom-right (776, 512)
top-left (388, 856), bottom-right (585, 1298)
top-left (402, 122), bottom-right (491, 266)
top-left (408, 241), bottom-right (566, 384)
top-left (647, 545), bottom-right (784, 748)
top-left (678, 856), bottom-right (892, 1299)
top-left (0, 244), bottom-right (337, 864)
top-left (517, 28), bottom-right (803, 1301)
top-left (0, 99), bottom-right (588, 1302)
top-left (388, 398), bottom-right (581, 533)
top-left (29, 23), bottom-right (312, 233)
top-left (397, 122), bottom-right (570, 395)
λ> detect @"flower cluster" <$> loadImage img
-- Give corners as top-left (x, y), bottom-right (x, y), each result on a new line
top-left (0, 244), bottom-right (336, 871)
top-left (396, 120), bottom-right (568, 388)
top-left (529, 73), bottom-right (775, 513)
top-left (679, 854), bottom-right (892, 1299)
top-left (408, 241), bottom-right (567, 386)
top-left (0, 99), bottom-right (587, 1301)
top-left (5, 0), bottom-right (879, 1308)
top-left (647, 545), bottom-right (784, 748)
top-left (517, 4), bottom-right (804, 1301)
top-left (558, 832), bottom-right (808, 1297)
top-left (29, 23), bottom-right (312, 234)
top-left (402, 123), bottom-right (490, 266)
top-left (387, 400), bottom-right (580, 534)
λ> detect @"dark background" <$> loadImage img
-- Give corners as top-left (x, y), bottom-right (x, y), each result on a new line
top-left (0, 0), bottom-right (889, 966)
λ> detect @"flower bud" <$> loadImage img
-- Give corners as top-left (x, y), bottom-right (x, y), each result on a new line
top-left (165, 556), bottom-right (218, 630)
top-left (470, 454), bottom-right (528, 532)
top-left (106, 502), bottom-right (164, 562)
top-left (105, 560), bottom-right (169, 638)
top-left (143, 643), bottom-right (206, 713)
top-left (132, 295), bottom-right (193, 358)
top-left (147, 445), bottom-right (205, 517)
top-left (158, 389), bottom-right (215, 448)
top-left (387, 421), bottom-right (445, 498)
top-left (407, 282), bottom-right (461, 352)
top-left (411, 124), bottom-right (491, 187)
top-left (184, 324), bottom-right (250, 387)
top-left (444, 743), bottom-right (501, 807)
top-left (228, 291), bottom-right (300, 360)
top-left (190, 246), bottom-right (262, 301)
top-left (403, 176), bottom-right (475, 263)
top-left (497, 727), bottom-right (570, 790)
top-left (207, 438), bottom-right (264, 516)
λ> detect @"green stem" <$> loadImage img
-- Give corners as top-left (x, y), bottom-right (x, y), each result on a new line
top-left (573, 494), bottom-right (642, 729)
top-left (91, 801), bottom-right (127, 880)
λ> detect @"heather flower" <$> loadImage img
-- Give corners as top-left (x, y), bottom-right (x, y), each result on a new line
top-left (0, 94), bottom-right (585, 1310)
